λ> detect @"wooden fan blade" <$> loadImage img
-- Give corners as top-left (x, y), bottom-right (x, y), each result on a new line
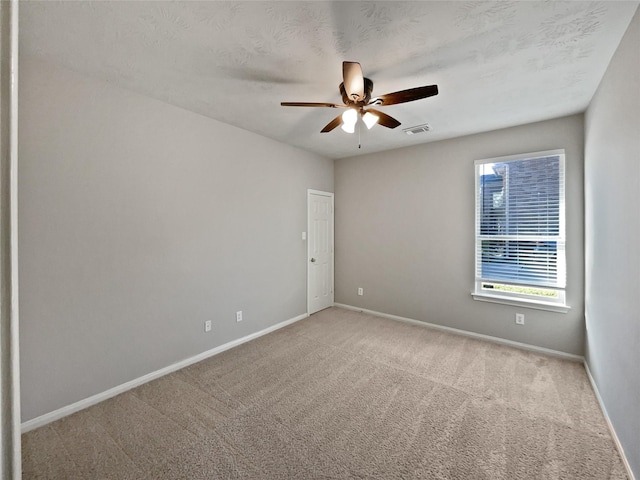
top-left (281, 102), bottom-right (342, 108)
top-left (376, 85), bottom-right (438, 106)
top-left (321, 114), bottom-right (343, 133)
top-left (342, 61), bottom-right (364, 101)
top-left (366, 108), bottom-right (401, 129)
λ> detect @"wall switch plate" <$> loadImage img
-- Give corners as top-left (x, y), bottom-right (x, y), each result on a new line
top-left (515, 313), bottom-right (525, 325)
top-left (236, 311), bottom-right (243, 322)
top-left (357, 287), bottom-right (364, 296)
top-left (302, 232), bottom-right (307, 240)
top-left (204, 320), bottom-right (212, 332)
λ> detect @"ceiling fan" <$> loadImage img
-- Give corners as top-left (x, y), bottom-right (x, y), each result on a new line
top-left (281, 61), bottom-right (438, 134)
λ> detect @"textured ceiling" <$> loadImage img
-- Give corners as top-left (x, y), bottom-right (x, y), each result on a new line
top-left (20, 1), bottom-right (639, 159)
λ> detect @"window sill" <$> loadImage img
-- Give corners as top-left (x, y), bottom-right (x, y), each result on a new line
top-left (471, 292), bottom-right (571, 313)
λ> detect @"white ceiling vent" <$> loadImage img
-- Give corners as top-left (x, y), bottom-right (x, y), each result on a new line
top-left (403, 124), bottom-right (431, 135)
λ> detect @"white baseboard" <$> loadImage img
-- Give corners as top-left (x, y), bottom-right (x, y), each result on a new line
top-left (583, 361), bottom-right (636, 480)
top-left (21, 312), bottom-right (309, 433)
top-left (333, 303), bottom-right (583, 362)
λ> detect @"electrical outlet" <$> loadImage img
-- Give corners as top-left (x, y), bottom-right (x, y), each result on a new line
top-left (515, 313), bottom-right (525, 325)
top-left (204, 320), bottom-right (212, 332)
top-left (358, 287), bottom-right (364, 296)
top-left (236, 311), bottom-right (243, 322)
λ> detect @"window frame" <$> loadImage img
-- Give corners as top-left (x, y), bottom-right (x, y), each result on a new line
top-left (471, 149), bottom-right (570, 313)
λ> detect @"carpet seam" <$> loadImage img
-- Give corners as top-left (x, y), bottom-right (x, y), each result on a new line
top-left (293, 313), bottom-right (619, 458)
top-left (47, 423), bottom-right (83, 475)
top-left (269, 313), bottom-right (623, 463)
top-left (178, 368), bottom-right (254, 413)
top-left (85, 406), bottom-right (146, 476)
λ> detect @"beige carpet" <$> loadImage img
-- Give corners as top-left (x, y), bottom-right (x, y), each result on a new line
top-left (22, 307), bottom-right (627, 479)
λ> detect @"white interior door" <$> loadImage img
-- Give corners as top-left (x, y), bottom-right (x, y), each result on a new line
top-left (308, 190), bottom-right (334, 314)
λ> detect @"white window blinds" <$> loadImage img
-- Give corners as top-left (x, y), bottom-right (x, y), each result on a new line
top-left (475, 150), bottom-right (566, 292)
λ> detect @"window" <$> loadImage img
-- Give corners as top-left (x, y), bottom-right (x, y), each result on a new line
top-left (473, 149), bottom-right (568, 312)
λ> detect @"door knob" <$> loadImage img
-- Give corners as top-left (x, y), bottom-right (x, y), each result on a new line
top-left (310, 258), bottom-right (316, 263)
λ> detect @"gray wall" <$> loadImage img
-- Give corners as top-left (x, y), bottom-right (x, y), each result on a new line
top-left (584, 9), bottom-right (639, 478)
top-left (335, 114), bottom-right (585, 355)
top-left (18, 58), bottom-right (333, 421)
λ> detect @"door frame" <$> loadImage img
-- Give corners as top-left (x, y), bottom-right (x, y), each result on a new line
top-left (307, 189), bottom-right (334, 315)
top-left (1, 1), bottom-right (22, 478)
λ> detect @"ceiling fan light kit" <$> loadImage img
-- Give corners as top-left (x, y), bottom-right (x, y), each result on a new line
top-left (341, 108), bottom-right (358, 133)
top-left (281, 61), bottom-right (438, 135)
top-left (362, 111), bottom-right (379, 129)
top-left (339, 108), bottom-right (379, 134)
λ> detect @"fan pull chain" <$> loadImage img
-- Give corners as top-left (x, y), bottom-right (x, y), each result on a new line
top-left (358, 122), bottom-right (361, 149)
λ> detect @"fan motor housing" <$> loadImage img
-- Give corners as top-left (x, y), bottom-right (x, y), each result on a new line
top-left (339, 78), bottom-right (374, 106)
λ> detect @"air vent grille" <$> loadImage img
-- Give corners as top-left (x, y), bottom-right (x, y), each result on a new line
top-left (403, 124), bottom-right (431, 135)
